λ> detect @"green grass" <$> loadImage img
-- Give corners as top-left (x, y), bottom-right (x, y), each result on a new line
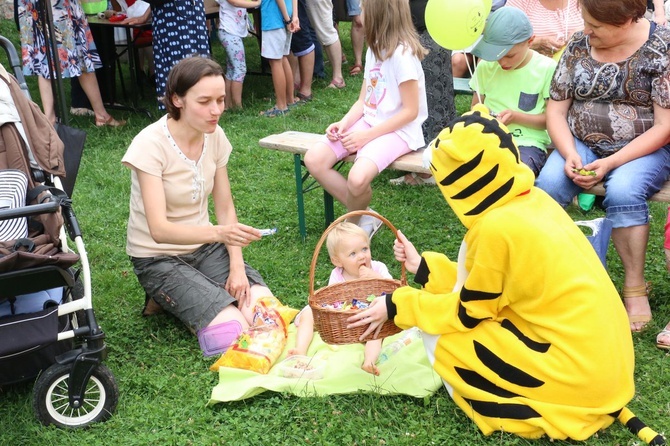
top-left (1, 17), bottom-right (669, 446)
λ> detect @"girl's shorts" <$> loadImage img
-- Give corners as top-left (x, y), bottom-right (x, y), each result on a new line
top-left (323, 117), bottom-right (412, 172)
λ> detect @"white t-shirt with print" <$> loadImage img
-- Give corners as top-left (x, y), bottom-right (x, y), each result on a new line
top-left (362, 44), bottom-right (428, 150)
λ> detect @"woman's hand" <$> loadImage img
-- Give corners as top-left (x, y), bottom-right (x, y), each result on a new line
top-left (394, 230), bottom-right (421, 274)
top-left (219, 223), bottom-right (261, 247)
top-left (533, 35), bottom-right (566, 57)
top-left (225, 267), bottom-right (252, 307)
top-left (346, 296), bottom-right (389, 340)
top-left (574, 158), bottom-right (611, 189)
top-left (121, 7), bottom-right (151, 25)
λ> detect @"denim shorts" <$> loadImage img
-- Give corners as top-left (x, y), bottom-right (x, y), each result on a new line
top-left (131, 243), bottom-right (267, 333)
top-left (346, 0), bottom-right (361, 16)
top-left (535, 138), bottom-right (670, 228)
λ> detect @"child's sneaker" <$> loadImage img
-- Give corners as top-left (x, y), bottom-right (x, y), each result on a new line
top-left (356, 209), bottom-right (383, 239)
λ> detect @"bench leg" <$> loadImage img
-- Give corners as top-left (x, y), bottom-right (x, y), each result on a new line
top-left (324, 190), bottom-right (334, 229)
top-left (293, 154), bottom-right (307, 240)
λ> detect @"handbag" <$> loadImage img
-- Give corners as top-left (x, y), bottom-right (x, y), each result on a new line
top-left (54, 123), bottom-right (86, 198)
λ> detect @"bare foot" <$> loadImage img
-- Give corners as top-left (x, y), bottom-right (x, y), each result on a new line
top-left (287, 348), bottom-right (306, 357)
top-left (362, 361), bottom-right (380, 376)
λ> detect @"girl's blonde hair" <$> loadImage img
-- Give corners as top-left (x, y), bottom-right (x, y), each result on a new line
top-left (326, 222), bottom-right (370, 258)
top-left (362, 0), bottom-right (428, 62)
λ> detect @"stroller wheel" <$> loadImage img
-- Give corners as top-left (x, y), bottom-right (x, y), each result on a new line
top-left (33, 363), bottom-right (118, 428)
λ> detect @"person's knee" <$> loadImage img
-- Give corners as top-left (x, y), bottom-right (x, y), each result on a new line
top-left (304, 145), bottom-right (329, 173)
top-left (347, 173), bottom-right (372, 196)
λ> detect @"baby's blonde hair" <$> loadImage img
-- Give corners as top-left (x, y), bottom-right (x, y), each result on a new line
top-left (326, 222), bottom-right (370, 258)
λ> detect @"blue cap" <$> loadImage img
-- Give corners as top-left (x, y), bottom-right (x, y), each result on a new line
top-left (472, 7), bottom-right (534, 61)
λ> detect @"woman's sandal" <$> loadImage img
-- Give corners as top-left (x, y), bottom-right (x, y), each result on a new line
top-left (622, 283), bottom-right (653, 332)
top-left (326, 79), bottom-right (346, 89)
top-left (259, 106), bottom-right (289, 117)
top-left (349, 63), bottom-right (363, 76)
top-left (95, 115), bottom-right (126, 128)
top-left (389, 172), bottom-right (436, 186)
top-left (657, 328), bottom-right (670, 350)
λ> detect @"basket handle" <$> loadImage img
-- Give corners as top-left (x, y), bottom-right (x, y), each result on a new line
top-left (309, 210), bottom-right (407, 296)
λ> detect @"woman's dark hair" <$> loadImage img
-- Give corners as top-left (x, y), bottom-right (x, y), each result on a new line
top-left (163, 56), bottom-right (225, 120)
top-left (580, 0), bottom-right (647, 26)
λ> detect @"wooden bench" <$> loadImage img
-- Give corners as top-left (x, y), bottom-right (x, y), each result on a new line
top-left (259, 131), bottom-right (670, 238)
top-left (259, 131), bottom-right (429, 238)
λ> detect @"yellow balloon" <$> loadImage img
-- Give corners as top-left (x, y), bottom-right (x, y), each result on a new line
top-left (425, 0), bottom-right (488, 51)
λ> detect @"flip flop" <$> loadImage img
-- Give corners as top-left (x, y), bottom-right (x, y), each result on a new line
top-left (259, 106), bottom-right (289, 117)
top-left (326, 79), bottom-right (346, 89)
top-left (349, 64), bottom-right (363, 76)
top-left (657, 328), bottom-right (670, 350)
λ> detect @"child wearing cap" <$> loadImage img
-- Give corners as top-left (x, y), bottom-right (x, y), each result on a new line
top-left (469, 6), bottom-right (557, 176)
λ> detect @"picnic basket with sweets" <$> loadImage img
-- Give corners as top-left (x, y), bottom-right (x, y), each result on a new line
top-left (308, 210), bottom-right (404, 345)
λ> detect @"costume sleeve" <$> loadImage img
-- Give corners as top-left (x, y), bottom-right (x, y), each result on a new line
top-left (390, 251), bottom-right (460, 334)
top-left (391, 224), bottom-right (508, 335)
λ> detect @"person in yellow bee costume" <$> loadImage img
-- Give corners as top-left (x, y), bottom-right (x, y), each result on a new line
top-left (348, 105), bottom-right (665, 444)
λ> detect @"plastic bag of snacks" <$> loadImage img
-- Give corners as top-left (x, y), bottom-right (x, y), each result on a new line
top-left (210, 296), bottom-right (298, 374)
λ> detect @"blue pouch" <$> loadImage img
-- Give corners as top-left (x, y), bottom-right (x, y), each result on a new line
top-left (575, 218), bottom-right (612, 268)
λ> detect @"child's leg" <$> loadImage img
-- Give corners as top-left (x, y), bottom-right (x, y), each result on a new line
top-left (346, 130), bottom-right (412, 214)
top-left (220, 32), bottom-right (247, 109)
top-left (288, 306), bottom-right (315, 356)
top-left (362, 339), bottom-right (382, 375)
top-left (304, 140), bottom-right (352, 204)
top-left (659, 206), bottom-right (670, 347)
top-left (281, 56), bottom-right (295, 105)
top-left (268, 58), bottom-right (288, 110)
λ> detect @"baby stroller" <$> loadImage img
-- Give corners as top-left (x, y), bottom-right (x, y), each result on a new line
top-left (0, 36), bottom-right (118, 428)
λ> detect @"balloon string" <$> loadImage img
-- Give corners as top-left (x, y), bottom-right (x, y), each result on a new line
top-left (461, 51), bottom-right (483, 105)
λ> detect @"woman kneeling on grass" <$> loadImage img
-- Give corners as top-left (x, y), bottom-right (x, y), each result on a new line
top-left (122, 56), bottom-right (273, 356)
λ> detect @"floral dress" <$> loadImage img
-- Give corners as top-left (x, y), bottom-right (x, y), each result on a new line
top-left (18, 0), bottom-right (101, 79)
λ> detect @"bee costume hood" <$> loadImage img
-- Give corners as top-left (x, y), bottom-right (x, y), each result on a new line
top-left (387, 105), bottom-right (665, 444)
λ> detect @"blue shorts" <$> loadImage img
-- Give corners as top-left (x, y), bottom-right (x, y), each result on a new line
top-left (291, 0), bottom-right (316, 56)
top-left (346, 0), bottom-right (361, 16)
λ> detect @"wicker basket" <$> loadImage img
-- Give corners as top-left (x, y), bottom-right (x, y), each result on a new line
top-left (308, 210), bottom-right (404, 345)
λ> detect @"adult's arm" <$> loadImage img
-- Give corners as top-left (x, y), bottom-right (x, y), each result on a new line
top-left (211, 166), bottom-right (259, 304)
top-left (652, 0), bottom-right (668, 26)
top-left (546, 97), bottom-right (584, 177)
top-left (137, 168), bottom-right (259, 246)
top-left (581, 103), bottom-right (670, 186)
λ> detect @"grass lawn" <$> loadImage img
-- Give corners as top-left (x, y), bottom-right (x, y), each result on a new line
top-left (0, 17), bottom-right (669, 446)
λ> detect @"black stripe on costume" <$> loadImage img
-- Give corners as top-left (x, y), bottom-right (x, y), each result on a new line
top-left (455, 367), bottom-right (520, 398)
top-left (458, 303), bottom-right (489, 329)
top-left (460, 286), bottom-right (500, 302)
top-left (463, 398), bottom-right (541, 420)
top-left (440, 151), bottom-right (485, 186)
top-left (501, 319), bottom-right (551, 353)
top-left (626, 416), bottom-right (648, 434)
top-left (474, 341), bottom-right (545, 388)
top-left (465, 178), bottom-right (515, 216)
top-left (451, 165), bottom-right (499, 200)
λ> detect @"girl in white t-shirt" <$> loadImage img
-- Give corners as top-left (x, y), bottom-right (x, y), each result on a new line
top-left (304, 0), bottom-right (428, 236)
top-left (217, 0), bottom-right (261, 109)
